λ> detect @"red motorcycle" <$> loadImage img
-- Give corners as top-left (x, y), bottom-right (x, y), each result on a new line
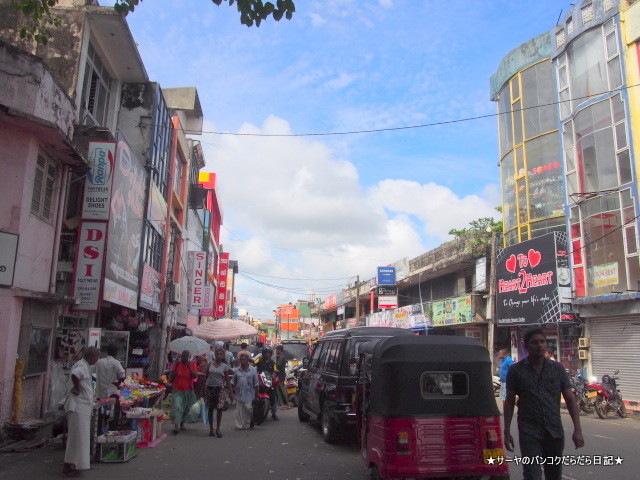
top-left (591, 370), bottom-right (627, 419)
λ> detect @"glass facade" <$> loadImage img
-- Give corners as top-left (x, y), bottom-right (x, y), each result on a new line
top-left (560, 17), bottom-right (639, 296)
top-left (498, 59), bottom-right (565, 246)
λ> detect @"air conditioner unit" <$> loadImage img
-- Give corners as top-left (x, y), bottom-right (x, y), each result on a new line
top-left (578, 337), bottom-right (590, 348)
top-left (169, 283), bottom-right (181, 305)
top-left (578, 350), bottom-right (589, 360)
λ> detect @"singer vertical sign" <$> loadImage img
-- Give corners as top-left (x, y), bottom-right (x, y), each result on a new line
top-left (189, 251), bottom-right (207, 308)
top-left (215, 253), bottom-right (230, 318)
top-left (73, 222), bottom-right (107, 311)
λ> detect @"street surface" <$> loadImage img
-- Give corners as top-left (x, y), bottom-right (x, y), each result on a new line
top-left (1, 402), bottom-right (638, 480)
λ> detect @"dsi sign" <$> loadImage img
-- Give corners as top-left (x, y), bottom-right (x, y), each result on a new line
top-left (377, 266), bottom-right (396, 285)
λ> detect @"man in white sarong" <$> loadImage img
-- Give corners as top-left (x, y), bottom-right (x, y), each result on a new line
top-left (63, 346), bottom-right (100, 476)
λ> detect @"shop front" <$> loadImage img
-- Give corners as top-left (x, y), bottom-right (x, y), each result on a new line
top-left (495, 232), bottom-right (581, 370)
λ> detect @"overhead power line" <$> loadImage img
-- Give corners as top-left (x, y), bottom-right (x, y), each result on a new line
top-left (120, 83), bottom-right (637, 138)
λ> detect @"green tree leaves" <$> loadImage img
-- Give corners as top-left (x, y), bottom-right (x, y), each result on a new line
top-left (11, 0), bottom-right (296, 44)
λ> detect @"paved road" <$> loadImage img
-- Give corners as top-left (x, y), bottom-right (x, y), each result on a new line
top-left (1, 403), bottom-right (638, 479)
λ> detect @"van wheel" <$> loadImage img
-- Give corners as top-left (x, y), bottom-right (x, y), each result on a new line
top-left (297, 401), bottom-right (310, 422)
top-left (321, 403), bottom-right (340, 443)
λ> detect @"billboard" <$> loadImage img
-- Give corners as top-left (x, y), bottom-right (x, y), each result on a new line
top-left (377, 266), bottom-right (396, 285)
top-left (496, 232), bottom-right (573, 325)
top-left (432, 295), bottom-right (473, 326)
top-left (139, 264), bottom-right (162, 312)
top-left (215, 253), bottom-right (230, 317)
top-left (72, 221), bottom-right (107, 311)
top-left (82, 141), bottom-right (116, 220)
top-left (189, 251), bottom-right (207, 308)
top-left (103, 139), bottom-right (147, 309)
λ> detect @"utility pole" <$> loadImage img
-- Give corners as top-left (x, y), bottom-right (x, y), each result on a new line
top-left (354, 275), bottom-right (360, 326)
top-left (487, 231), bottom-right (497, 366)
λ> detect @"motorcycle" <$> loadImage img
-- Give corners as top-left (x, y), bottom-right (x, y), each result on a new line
top-left (252, 371), bottom-right (274, 425)
top-left (285, 368), bottom-right (299, 407)
top-left (591, 370), bottom-right (627, 419)
top-left (570, 374), bottom-right (597, 414)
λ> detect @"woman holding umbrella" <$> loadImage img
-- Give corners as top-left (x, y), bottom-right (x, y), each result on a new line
top-left (169, 350), bottom-right (198, 435)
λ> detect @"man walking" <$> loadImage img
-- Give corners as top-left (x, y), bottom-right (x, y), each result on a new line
top-left (94, 344), bottom-right (126, 430)
top-left (63, 346), bottom-right (100, 476)
top-left (498, 347), bottom-right (514, 409)
top-left (232, 351), bottom-right (258, 430)
top-left (274, 345), bottom-right (289, 410)
top-left (504, 328), bottom-right (584, 480)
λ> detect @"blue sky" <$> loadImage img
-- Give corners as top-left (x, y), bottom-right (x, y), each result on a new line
top-left (116, 0), bottom-right (569, 317)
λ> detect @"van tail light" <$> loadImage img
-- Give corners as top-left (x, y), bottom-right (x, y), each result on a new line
top-left (396, 431), bottom-right (411, 455)
top-left (486, 429), bottom-right (500, 449)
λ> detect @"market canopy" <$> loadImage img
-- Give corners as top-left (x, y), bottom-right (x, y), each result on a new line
top-left (191, 319), bottom-right (258, 340)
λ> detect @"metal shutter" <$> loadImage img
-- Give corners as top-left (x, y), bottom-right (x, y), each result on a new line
top-left (589, 317), bottom-right (640, 403)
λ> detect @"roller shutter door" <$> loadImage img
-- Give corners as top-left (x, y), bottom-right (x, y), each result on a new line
top-left (589, 317), bottom-right (640, 403)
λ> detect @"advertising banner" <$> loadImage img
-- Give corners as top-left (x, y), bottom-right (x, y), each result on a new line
top-left (72, 221), bottom-right (107, 311)
top-left (0, 231), bottom-right (18, 286)
top-left (593, 262), bottom-right (619, 287)
top-left (475, 257), bottom-right (487, 291)
top-left (199, 286), bottom-right (215, 316)
top-left (432, 295), bottom-right (473, 326)
top-left (377, 266), bottom-right (396, 285)
top-left (215, 253), bottom-right (230, 318)
top-left (139, 264), bottom-right (162, 312)
top-left (147, 183), bottom-right (168, 237)
top-left (103, 139), bottom-right (146, 309)
top-left (496, 232), bottom-right (573, 325)
top-left (189, 251), bottom-right (207, 308)
top-left (82, 141), bottom-right (116, 220)
top-left (378, 295), bottom-right (398, 309)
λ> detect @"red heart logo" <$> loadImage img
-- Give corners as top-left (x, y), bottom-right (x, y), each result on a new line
top-left (505, 254), bottom-right (516, 273)
top-left (528, 249), bottom-right (542, 268)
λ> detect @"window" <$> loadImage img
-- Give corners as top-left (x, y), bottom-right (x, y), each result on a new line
top-left (323, 342), bottom-right (340, 372)
top-left (143, 223), bottom-right (164, 272)
top-left (151, 86), bottom-right (173, 198)
top-left (31, 154), bottom-right (57, 221)
top-left (80, 43), bottom-right (112, 127)
top-left (420, 371), bottom-right (468, 398)
top-left (311, 343), bottom-right (325, 370)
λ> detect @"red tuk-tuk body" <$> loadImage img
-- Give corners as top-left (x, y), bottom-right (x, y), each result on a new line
top-left (356, 336), bottom-right (509, 480)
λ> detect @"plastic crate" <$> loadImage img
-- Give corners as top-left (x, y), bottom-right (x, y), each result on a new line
top-left (97, 432), bottom-right (136, 462)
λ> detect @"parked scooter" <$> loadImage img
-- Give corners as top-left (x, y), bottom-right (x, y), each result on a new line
top-left (252, 371), bottom-right (274, 425)
top-left (570, 374), bottom-right (597, 414)
top-left (285, 364), bottom-right (302, 407)
top-left (591, 370), bottom-right (627, 419)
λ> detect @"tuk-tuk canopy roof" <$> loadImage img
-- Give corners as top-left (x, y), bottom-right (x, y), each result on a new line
top-left (360, 335), bottom-right (489, 365)
top-left (359, 335), bottom-right (499, 418)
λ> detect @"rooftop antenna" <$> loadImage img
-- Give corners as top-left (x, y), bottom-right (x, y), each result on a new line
top-left (556, 9), bottom-right (563, 25)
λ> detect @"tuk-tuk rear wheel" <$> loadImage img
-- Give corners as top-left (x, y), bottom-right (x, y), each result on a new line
top-left (369, 465), bottom-right (386, 480)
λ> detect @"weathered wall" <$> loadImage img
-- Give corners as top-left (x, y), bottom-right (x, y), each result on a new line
top-left (0, 4), bottom-right (86, 102)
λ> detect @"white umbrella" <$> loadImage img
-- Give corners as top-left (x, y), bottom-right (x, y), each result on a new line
top-left (191, 319), bottom-right (259, 340)
top-left (168, 335), bottom-right (210, 355)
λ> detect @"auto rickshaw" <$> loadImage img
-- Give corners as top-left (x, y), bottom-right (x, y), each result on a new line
top-left (355, 335), bottom-right (509, 480)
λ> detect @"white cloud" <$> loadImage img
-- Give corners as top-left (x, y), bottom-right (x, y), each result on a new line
top-left (201, 116), bottom-right (498, 316)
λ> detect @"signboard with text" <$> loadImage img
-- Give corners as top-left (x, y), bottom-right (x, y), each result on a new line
top-left (496, 231), bottom-right (573, 325)
top-left (139, 264), bottom-right (162, 312)
top-left (72, 221), bottom-right (107, 311)
top-left (215, 253), bottom-right (230, 318)
top-left (0, 231), bottom-right (18, 286)
top-left (377, 266), bottom-right (396, 286)
top-left (82, 141), bottom-right (116, 220)
top-left (189, 251), bottom-right (207, 308)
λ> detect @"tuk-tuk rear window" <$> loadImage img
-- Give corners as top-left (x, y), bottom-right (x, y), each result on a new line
top-left (420, 372), bottom-right (469, 399)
